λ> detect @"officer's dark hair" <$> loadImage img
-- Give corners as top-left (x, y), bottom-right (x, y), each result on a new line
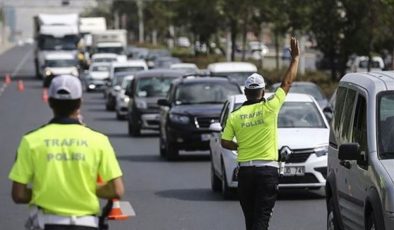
top-left (244, 88), bottom-right (264, 101)
top-left (49, 98), bottom-right (81, 117)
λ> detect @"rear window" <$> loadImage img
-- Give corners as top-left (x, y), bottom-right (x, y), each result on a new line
top-left (114, 66), bottom-right (145, 73)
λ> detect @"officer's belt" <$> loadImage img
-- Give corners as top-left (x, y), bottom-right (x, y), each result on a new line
top-left (238, 160), bottom-right (279, 168)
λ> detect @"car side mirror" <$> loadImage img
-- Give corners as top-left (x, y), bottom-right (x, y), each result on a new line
top-left (338, 143), bottom-right (360, 161)
top-left (157, 99), bottom-right (170, 107)
top-left (209, 122), bottom-right (222, 133)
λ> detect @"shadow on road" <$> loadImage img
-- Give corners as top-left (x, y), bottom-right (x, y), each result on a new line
top-left (170, 154), bottom-right (210, 162)
top-left (155, 188), bottom-right (226, 201)
top-left (88, 108), bottom-right (110, 112)
top-left (94, 116), bottom-right (118, 121)
top-left (117, 154), bottom-right (163, 163)
top-left (277, 188), bottom-right (325, 200)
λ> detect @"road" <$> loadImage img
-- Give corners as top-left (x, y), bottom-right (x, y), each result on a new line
top-left (0, 45), bottom-right (326, 230)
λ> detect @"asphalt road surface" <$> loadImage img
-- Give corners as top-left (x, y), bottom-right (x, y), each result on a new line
top-left (0, 45), bottom-right (326, 230)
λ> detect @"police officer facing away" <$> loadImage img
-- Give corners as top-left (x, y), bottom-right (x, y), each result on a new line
top-left (9, 75), bottom-right (124, 230)
top-left (221, 37), bottom-right (299, 230)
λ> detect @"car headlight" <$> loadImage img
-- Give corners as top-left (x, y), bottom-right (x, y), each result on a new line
top-left (314, 145), bottom-right (328, 157)
top-left (45, 68), bottom-right (52, 77)
top-left (135, 100), bottom-right (147, 109)
top-left (122, 96), bottom-right (130, 103)
top-left (169, 114), bottom-right (190, 124)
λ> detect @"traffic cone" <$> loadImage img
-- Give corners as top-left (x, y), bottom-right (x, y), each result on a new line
top-left (4, 73), bottom-right (11, 84)
top-left (42, 88), bottom-right (48, 103)
top-left (107, 199), bottom-right (128, 220)
top-left (17, 80), bottom-right (24, 92)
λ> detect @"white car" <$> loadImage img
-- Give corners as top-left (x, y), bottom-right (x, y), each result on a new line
top-left (170, 63), bottom-right (199, 74)
top-left (347, 55), bottom-right (384, 73)
top-left (90, 53), bottom-right (118, 64)
top-left (209, 93), bottom-right (330, 198)
top-left (115, 75), bottom-right (134, 119)
top-left (84, 62), bottom-right (110, 91)
top-left (42, 52), bottom-right (79, 78)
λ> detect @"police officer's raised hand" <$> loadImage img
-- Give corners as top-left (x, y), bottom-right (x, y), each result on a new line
top-left (290, 37), bottom-right (300, 60)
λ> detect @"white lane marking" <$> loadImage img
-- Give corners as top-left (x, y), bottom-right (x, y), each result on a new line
top-left (0, 48), bottom-right (32, 97)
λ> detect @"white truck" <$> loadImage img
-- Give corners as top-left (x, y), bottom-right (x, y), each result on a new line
top-left (79, 17), bottom-right (106, 55)
top-left (33, 14), bottom-right (80, 78)
top-left (91, 30), bottom-right (127, 62)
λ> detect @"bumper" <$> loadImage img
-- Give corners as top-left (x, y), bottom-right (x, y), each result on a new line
top-left (86, 79), bottom-right (107, 91)
top-left (140, 113), bottom-right (161, 130)
top-left (116, 100), bottom-right (129, 116)
top-left (167, 127), bottom-right (212, 151)
top-left (223, 151), bottom-right (327, 189)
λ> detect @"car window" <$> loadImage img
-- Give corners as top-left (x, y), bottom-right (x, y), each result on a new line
top-left (278, 102), bottom-right (326, 128)
top-left (135, 77), bottom-right (174, 97)
top-left (333, 87), bottom-right (347, 136)
top-left (220, 102), bottom-right (230, 128)
top-left (174, 82), bottom-right (240, 104)
top-left (46, 59), bottom-right (77, 67)
top-left (340, 89), bottom-right (356, 143)
top-left (378, 92), bottom-right (394, 157)
top-left (114, 66), bottom-right (145, 73)
top-left (91, 65), bottom-right (109, 72)
top-left (352, 95), bottom-right (368, 153)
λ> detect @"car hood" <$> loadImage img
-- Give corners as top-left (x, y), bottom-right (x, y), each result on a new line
top-left (278, 128), bottom-right (329, 149)
top-left (171, 104), bottom-right (223, 117)
top-left (90, 72), bottom-right (109, 79)
top-left (48, 67), bottom-right (76, 75)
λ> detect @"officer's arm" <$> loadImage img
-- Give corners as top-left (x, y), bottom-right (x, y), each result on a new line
top-left (96, 177), bottom-right (124, 199)
top-left (280, 37), bottom-right (300, 94)
top-left (11, 181), bottom-right (32, 204)
top-left (221, 139), bottom-right (238, 151)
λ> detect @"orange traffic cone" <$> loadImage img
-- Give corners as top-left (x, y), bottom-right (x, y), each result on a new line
top-left (107, 199), bottom-right (128, 220)
top-left (42, 88), bottom-right (48, 103)
top-left (4, 73), bottom-right (11, 84)
top-left (17, 80), bottom-right (24, 92)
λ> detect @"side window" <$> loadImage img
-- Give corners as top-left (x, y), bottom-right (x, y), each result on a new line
top-left (333, 87), bottom-right (347, 137)
top-left (340, 89), bottom-right (356, 143)
top-left (352, 95), bottom-right (368, 166)
top-left (167, 84), bottom-right (174, 102)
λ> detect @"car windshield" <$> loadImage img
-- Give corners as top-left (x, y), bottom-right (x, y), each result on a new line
top-left (135, 77), bottom-right (174, 97)
top-left (378, 93), bottom-right (394, 157)
top-left (175, 82), bottom-right (240, 104)
top-left (97, 47), bottom-right (123, 54)
top-left (234, 101), bottom-right (326, 128)
top-left (121, 78), bottom-right (133, 89)
top-left (91, 65), bottom-right (109, 72)
top-left (359, 60), bottom-right (381, 68)
top-left (93, 58), bottom-right (117, 63)
top-left (114, 66), bottom-right (145, 73)
top-left (45, 59), bottom-right (77, 67)
top-left (38, 35), bottom-right (79, 51)
top-left (214, 72), bottom-right (255, 86)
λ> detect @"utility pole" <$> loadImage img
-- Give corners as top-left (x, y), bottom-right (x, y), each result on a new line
top-left (137, 0), bottom-right (144, 43)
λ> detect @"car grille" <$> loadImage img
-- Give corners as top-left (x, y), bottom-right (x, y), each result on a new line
top-left (194, 117), bottom-right (218, 128)
top-left (279, 173), bottom-right (319, 184)
top-left (283, 148), bottom-right (314, 163)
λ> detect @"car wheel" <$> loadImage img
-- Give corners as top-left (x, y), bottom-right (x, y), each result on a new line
top-left (116, 111), bottom-right (124, 120)
top-left (221, 162), bottom-right (233, 199)
top-left (166, 141), bottom-right (178, 161)
top-left (159, 131), bottom-right (167, 158)
top-left (327, 197), bottom-right (340, 230)
top-left (211, 162), bottom-right (222, 192)
top-left (366, 211), bottom-right (377, 230)
top-left (128, 115), bottom-right (141, 137)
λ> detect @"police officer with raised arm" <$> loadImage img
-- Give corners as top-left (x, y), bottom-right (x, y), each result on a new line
top-left (9, 75), bottom-right (125, 230)
top-left (221, 37), bottom-right (300, 230)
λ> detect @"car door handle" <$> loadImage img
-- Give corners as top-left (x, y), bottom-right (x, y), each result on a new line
top-left (340, 160), bottom-right (351, 169)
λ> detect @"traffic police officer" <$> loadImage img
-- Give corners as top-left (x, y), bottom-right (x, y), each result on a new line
top-left (9, 75), bottom-right (125, 230)
top-left (221, 37), bottom-right (300, 230)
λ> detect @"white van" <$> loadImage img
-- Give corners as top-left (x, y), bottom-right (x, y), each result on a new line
top-left (207, 62), bottom-right (257, 87)
top-left (348, 56), bottom-right (384, 73)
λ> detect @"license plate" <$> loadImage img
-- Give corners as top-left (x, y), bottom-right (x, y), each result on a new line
top-left (284, 166), bottom-right (305, 176)
top-left (201, 134), bottom-right (211, 141)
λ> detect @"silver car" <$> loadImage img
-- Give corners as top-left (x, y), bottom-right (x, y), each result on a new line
top-left (326, 71), bottom-right (394, 230)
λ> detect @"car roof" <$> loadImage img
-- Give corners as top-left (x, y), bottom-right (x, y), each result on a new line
top-left (207, 62), bottom-right (257, 72)
top-left (111, 60), bottom-right (147, 68)
top-left (173, 76), bottom-right (235, 85)
top-left (231, 92), bottom-right (316, 105)
top-left (134, 69), bottom-right (184, 78)
top-left (45, 52), bottom-right (75, 60)
top-left (170, 63), bottom-right (198, 69)
top-left (272, 81), bottom-right (319, 87)
top-left (340, 71), bottom-right (394, 94)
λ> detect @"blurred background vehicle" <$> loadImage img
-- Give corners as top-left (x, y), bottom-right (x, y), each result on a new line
top-left (271, 81), bottom-right (329, 109)
top-left (126, 69), bottom-right (184, 136)
top-left (170, 63), bottom-right (200, 74)
top-left (153, 56), bottom-right (181, 69)
top-left (145, 49), bottom-right (171, 69)
top-left (84, 62), bottom-right (110, 92)
top-left (347, 55), bottom-right (384, 73)
top-left (90, 53), bottom-right (119, 64)
top-left (115, 75), bottom-right (134, 120)
top-left (91, 29), bottom-right (128, 62)
top-left (209, 93), bottom-right (329, 198)
top-left (207, 62), bottom-right (258, 88)
top-left (42, 51), bottom-right (79, 87)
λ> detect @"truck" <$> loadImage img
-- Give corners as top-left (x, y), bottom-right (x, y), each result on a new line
top-left (91, 30), bottom-right (127, 62)
top-left (79, 17), bottom-right (106, 57)
top-left (33, 14), bottom-right (80, 78)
